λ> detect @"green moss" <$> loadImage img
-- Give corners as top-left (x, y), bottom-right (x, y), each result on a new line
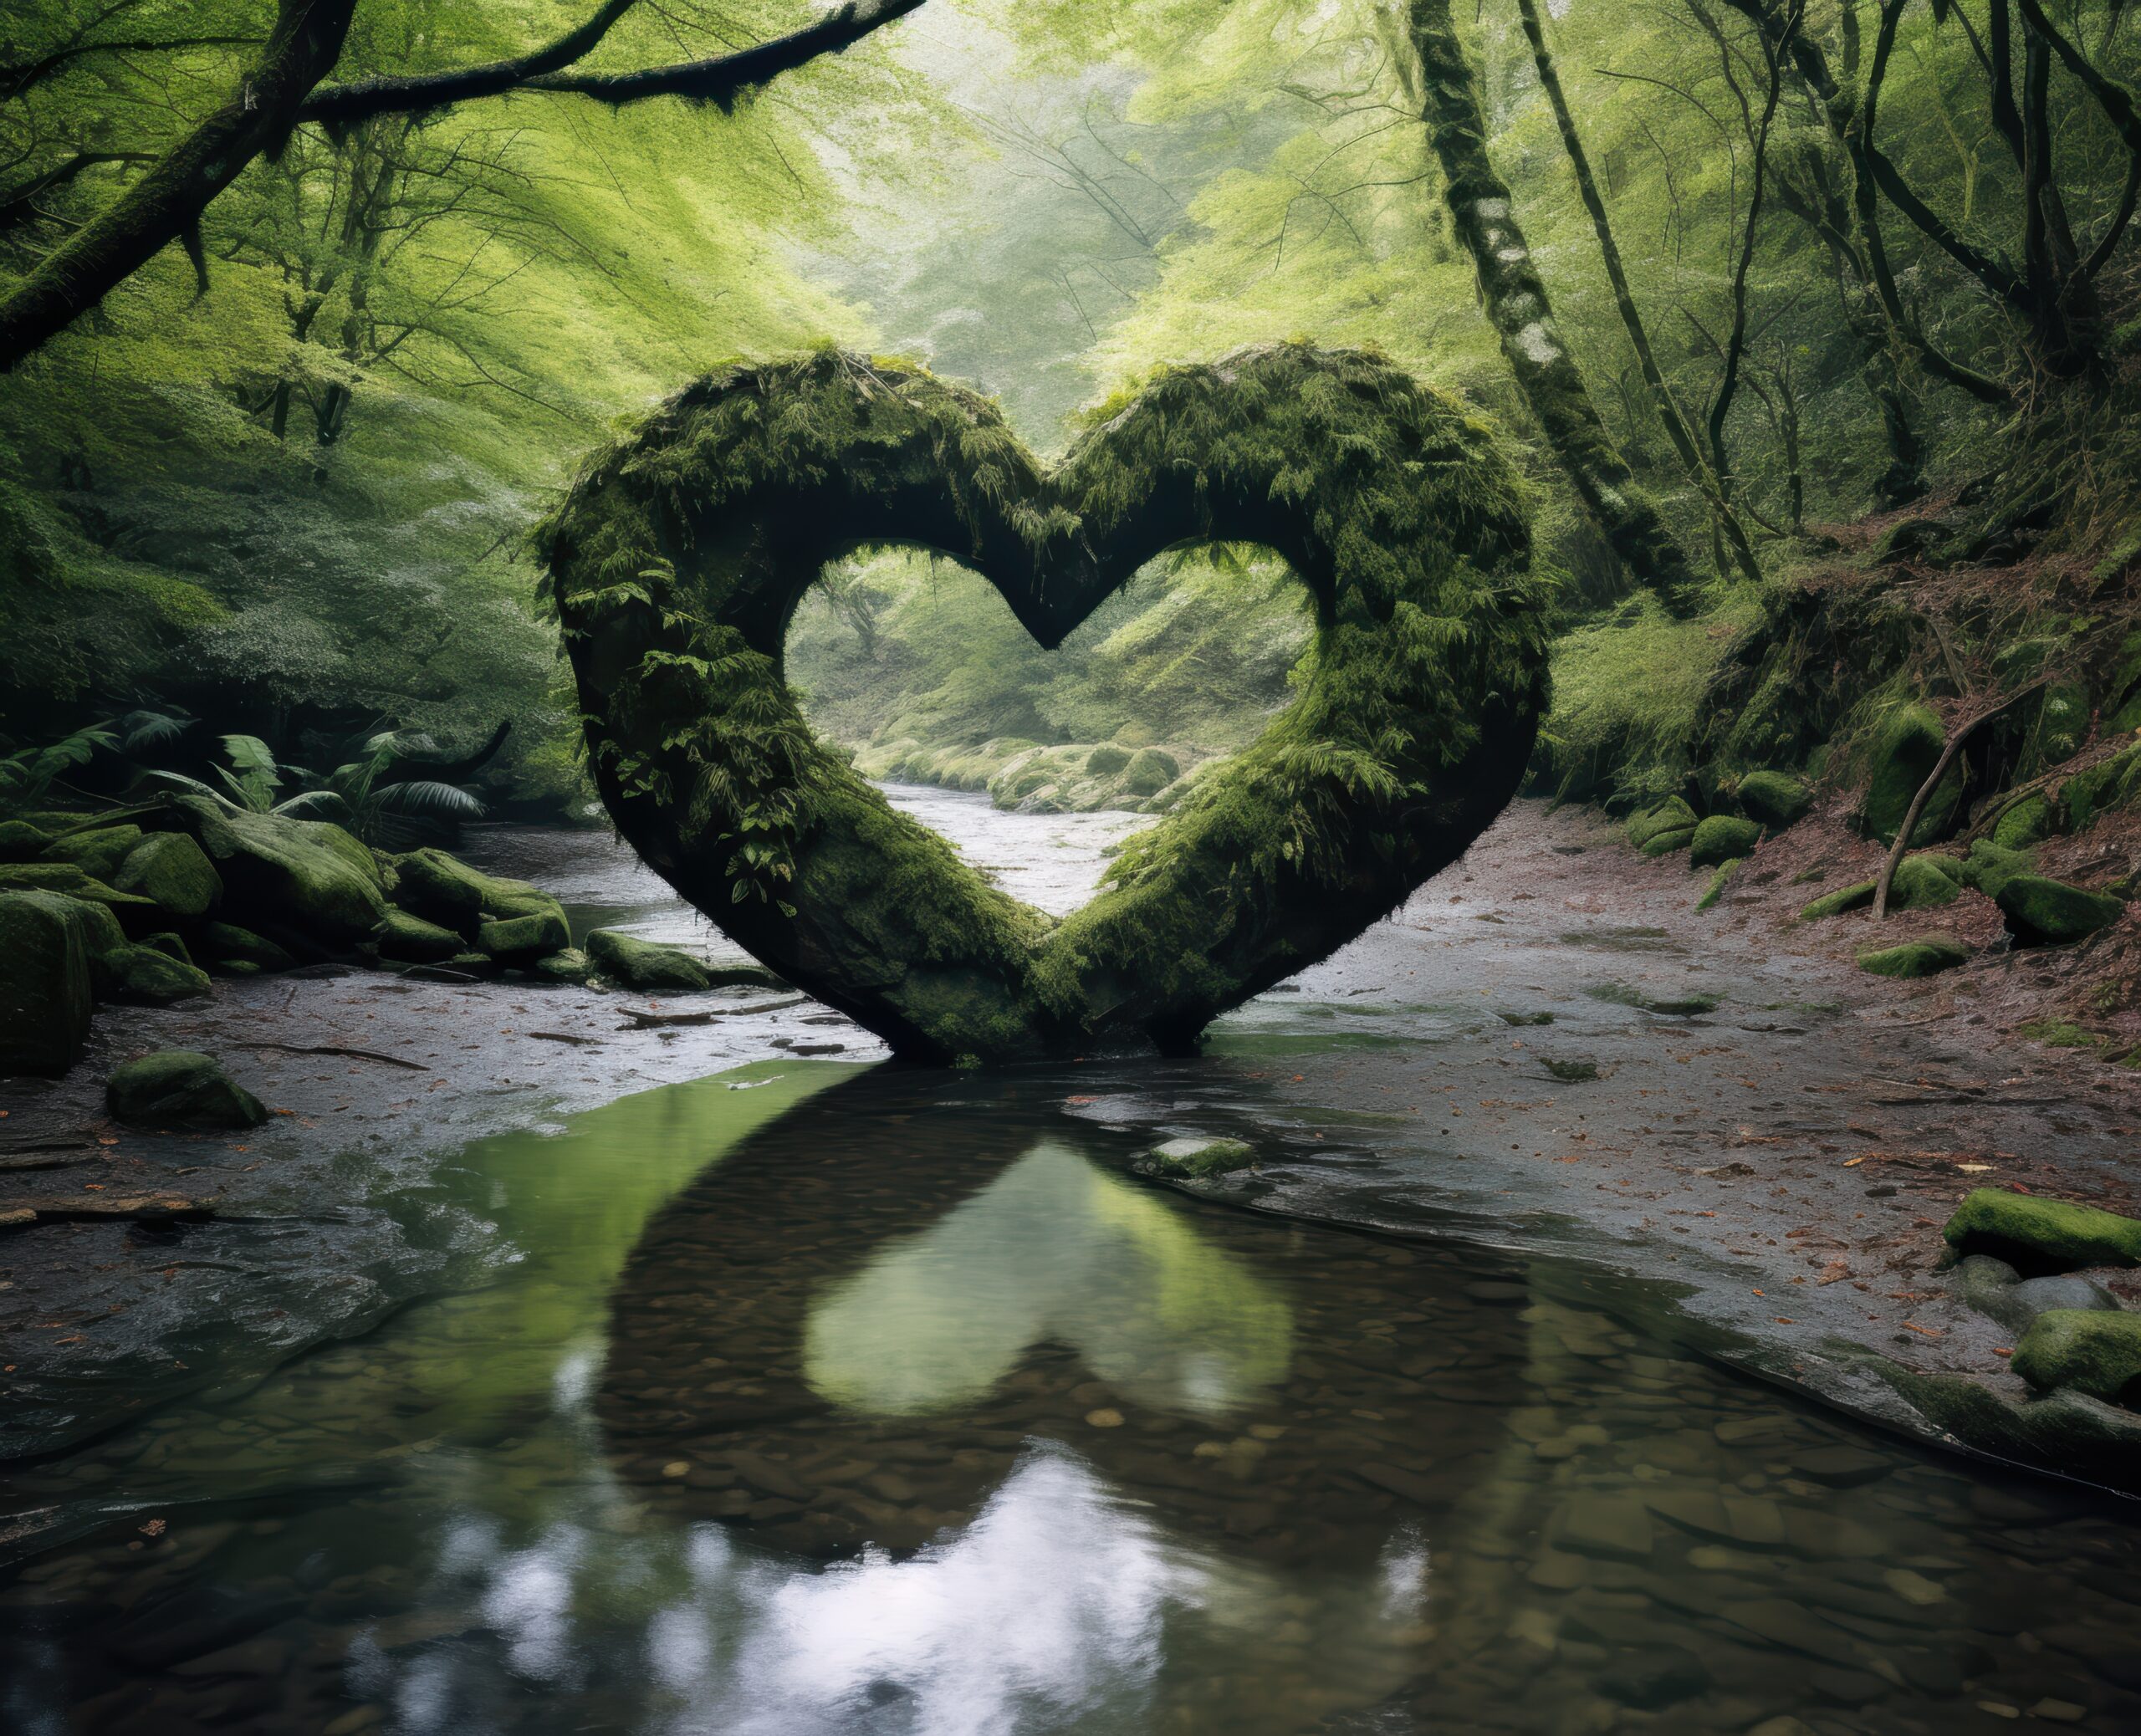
top-left (41, 824), bottom-right (142, 881)
top-left (1694, 858), bottom-right (1740, 911)
top-left (2060, 743), bottom-right (2141, 835)
top-left (0, 890), bottom-right (94, 1075)
top-left (376, 906), bottom-right (464, 963)
top-left (1122, 746), bottom-right (1179, 796)
top-left (2012, 1311), bottom-right (2141, 1407)
top-left (1626, 796), bottom-right (1696, 849)
top-left (203, 922), bottom-right (296, 974)
top-left (1943, 1187), bottom-right (2141, 1274)
top-left (0, 860), bottom-right (155, 914)
top-left (1141, 1136), bottom-right (1256, 1178)
top-left (101, 944), bottom-right (212, 1007)
top-left (1860, 702), bottom-right (1962, 845)
top-left (1585, 982), bottom-right (1719, 1015)
top-left (533, 947), bottom-right (594, 984)
top-left (1995, 874), bottom-right (2125, 945)
top-left (542, 345), bottom-right (1547, 1061)
top-left (1857, 937), bottom-right (1970, 978)
top-left (1085, 743), bottom-right (1132, 776)
top-left (139, 932), bottom-right (193, 966)
top-left (392, 847), bottom-right (564, 934)
top-left (105, 1050), bottom-right (266, 1131)
top-left (1990, 793), bottom-right (2052, 849)
top-left (113, 833), bottom-right (222, 920)
top-left (1733, 769), bottom-right (1810, 829)
top-left (586, 927), bottom-right (711, 991)
top-left (1639, 825), bottom-right (1696, 857)
top-left (1962, 838), bottom-right (2036, 898)
top-left (1798, 855), bottom-right (1955, 920)
top-left (1689, 814), bottom-right (1760, 867)
top-left (480, 910), bottom-right (570, 963)
top-left (163, 798), bottom-right (384, 943)
top-left (2020, 1018), bottom-right (2109, 1051)
top-left (0, 820), bottom-right (51, 861)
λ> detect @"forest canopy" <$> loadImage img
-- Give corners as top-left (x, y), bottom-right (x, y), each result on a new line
top-left (5, 0), bottom-right (2141, 828)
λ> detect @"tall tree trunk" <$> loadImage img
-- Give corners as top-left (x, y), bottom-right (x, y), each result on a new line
top-left (1407, 0), bottom-right (1709, 613)
top-left (1511, 0), bottom-right (1763, 585)
top-left (0, 0), bottom-right (358, 373)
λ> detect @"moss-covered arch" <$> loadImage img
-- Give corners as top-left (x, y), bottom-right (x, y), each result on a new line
top-left (539, 343), bottom-right (1551, 1063)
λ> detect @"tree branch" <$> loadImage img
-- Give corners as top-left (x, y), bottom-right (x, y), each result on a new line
top-left (300, 0), bottom-right (927, 126)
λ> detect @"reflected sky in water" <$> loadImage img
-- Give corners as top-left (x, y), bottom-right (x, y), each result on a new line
top-left (805, 1141), bottom-right (1293, 1419)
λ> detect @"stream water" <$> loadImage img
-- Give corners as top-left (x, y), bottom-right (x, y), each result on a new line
top-left (5, 793), bottom-right (2141, 1734)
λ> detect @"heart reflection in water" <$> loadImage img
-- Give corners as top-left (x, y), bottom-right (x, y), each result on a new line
top-left (596, 1067), bottom-right (1528, 1731)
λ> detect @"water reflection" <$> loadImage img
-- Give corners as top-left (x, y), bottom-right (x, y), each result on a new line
top-left (4, 1065), bottom-right (2141, 1736)
top-left (804, 1141), bottom-right (1293, 1418)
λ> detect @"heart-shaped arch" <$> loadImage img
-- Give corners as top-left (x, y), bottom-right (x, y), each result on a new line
top-left (539, 343), bottom-right (1551, 1062)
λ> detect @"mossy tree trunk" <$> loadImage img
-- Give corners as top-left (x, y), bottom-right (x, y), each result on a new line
top-left (0, 0), bottom-right (359, 373)
top-left (1406, 0), bottom-right (1709, 614)
top-left (1510, 0), bottom-right (1764, 586)
top-left (0, 0), bottom-right (932, 373)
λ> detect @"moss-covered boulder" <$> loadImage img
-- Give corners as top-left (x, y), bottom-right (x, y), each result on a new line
top-left (1990, 794), bottom-right (2053, 850)
top-left (0, 890), bottom-right (94, 1075)
top-left (2012, 1311), bottom-right (2141, 1407)
top-left (105, 1050), bottom-right (268, 1131)
top-left (1137, 1135), bottom-right (1256, 1179)
top-left (0, 860), bottom-right (156, 915)
top-left (41, 823), bottom-right (142, 881)
top-left (2059, 742), bottom-right (2141, 835)
top-left (0, 819), bottom-right (51, 861)
top-left (1797, 855), bottom-right (1958, 920)
top-left (1961, 839), bottom-right (2035, 899)
top-left (1122, 746), bottom-right (1180, 798)
top-left (1689, 814), bottom-right (1760, 868)
top-left (160, 797), bottom-right (385, 944)
top-left (1085, 743), bottom-right (1132, 777)
top-left (1627, 797), bottom-right (1697, 850)
top-left (585, 928), bottom-right (710, 991)
top-left (139, 932), bottom-right (193, 966)
top-left (375, 906), bottom-right (463, 964)
top-left (708, 962), bottom-right (789, 989)
top-left (1995, 874), bottom-right (2124, 946)
top-left (1943, 1188), bottom-right (2141, 1275)
top-left (1860, 702), bottom-right (1962, 846)
top-left (391, 847), bottom-right (562, 933)
top-left (1857, 937), bottom-right (1970, 978)
top-left (202, 922), bottom-right (295, 974)
top-left (1640, 826), bottom-right (1697, 858)
top-left (532, 947), bottom-right (594, 984)
top-left (1733, 770), bottom-right (1810, 830)
top-left (102, 944), bottom-right (213, 1007)
top-left (113, 833), bottom-right (222, 920)
top-left (480, 910), bottom-right (570, 965)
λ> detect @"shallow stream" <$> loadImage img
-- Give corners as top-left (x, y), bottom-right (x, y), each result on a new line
top-left (5, 793), bottom-right (2141, 1734)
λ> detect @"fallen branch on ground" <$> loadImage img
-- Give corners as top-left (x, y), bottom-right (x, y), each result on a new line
top-left (618, 996), bottom-right (806, 1029)
top-left (242, 1040), bottom-right (428, 1071)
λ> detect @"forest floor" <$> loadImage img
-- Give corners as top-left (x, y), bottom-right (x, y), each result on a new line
top-left (3, 799), bottom-right (2138, 1480)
